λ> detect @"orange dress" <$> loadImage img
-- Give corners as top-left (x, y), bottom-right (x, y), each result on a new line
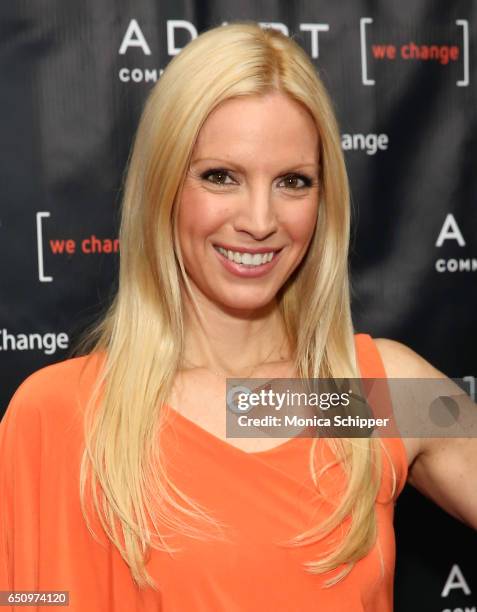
top-left (0, 333), bottom-right (408, 611)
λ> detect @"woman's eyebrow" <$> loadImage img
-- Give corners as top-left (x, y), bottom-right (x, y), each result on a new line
top-left (191, 157), bottom-right (318, 172)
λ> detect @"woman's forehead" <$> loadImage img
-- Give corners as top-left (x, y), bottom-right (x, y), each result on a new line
top-left (191, 93), bottom-right (320, 167)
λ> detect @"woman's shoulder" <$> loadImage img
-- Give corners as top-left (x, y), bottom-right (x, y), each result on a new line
top-left (354, 333), bottom-right (444, 379)
top-left (372, 337), bottom-right (446, 378)
top-left (12, 352), bottom-right (101, 396)
top-left (3, 352), bottom-right (104, 427)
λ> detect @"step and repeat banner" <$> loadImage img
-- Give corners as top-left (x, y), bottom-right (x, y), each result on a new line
top-left (1, 2), bottom-right (476, 610)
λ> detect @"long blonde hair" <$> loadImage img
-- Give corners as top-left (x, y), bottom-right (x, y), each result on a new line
top-left (71, 21), bottom-right (394, 590)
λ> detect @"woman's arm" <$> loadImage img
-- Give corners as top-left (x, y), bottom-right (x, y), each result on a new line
top-left (375, 337), bottom-right (477, 530)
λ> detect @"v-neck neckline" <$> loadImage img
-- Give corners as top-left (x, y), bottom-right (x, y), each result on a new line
top-left (165, 403), bottom-right (307, 456)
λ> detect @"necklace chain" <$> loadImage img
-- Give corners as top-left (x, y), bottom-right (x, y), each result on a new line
top-left (181, 337), bottom-right (287, 379)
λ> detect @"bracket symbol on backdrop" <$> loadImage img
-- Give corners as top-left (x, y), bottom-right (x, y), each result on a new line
top-left (360, 17), bottom-right (469, 87)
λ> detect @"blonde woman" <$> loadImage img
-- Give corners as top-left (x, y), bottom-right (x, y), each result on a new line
top-left (1, 21), bottom-right (476, 612)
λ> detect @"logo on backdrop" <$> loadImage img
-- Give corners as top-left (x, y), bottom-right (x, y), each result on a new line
top-left (360, 17), bottom-right (469, 86)
top-left (435, 213), bottom-right (477, 273)
top-left (341, 133), bottom-right (388, 155)
top-left (0, 329), bottom-right (69, 355)
top-left (117, 19), bottom-right (330, 84)
top-left (441, 563), bottom-right (474, 612)
top-left (36, 212), bottom-right (119, 283)
top-left (116, 17), bottom-right (471, 88)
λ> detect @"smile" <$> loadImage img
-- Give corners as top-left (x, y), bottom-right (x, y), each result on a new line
top-left (213, 246), bottom-right (278, 267)
top-left (212, 244), bottom-right (284, 278)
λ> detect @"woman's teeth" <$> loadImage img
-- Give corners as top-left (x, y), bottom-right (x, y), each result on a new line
top-left (215, 246), bottom-right (276, 267)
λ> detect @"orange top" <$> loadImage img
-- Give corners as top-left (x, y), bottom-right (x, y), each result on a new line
top-left (0, 333), bottom-right (408, 611)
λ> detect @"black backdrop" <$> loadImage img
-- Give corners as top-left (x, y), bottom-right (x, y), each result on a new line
top-left (1, 2), bottom-right (476, 610)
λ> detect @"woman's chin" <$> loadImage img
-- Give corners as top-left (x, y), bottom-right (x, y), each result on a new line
top-left (212, 292), bottom-right (278, 314)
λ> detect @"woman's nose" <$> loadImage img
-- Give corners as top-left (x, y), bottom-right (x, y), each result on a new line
top-left (233, 185), bottom-right (278, 239)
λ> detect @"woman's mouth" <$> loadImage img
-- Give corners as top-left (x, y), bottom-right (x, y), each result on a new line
top-left (214, 245), bottom-right (280, 266)
top-left (212, 244), bottom-right (284, 277)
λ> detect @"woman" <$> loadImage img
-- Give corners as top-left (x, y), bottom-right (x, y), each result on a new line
top-left (1, 20), bottom-right (476, 612)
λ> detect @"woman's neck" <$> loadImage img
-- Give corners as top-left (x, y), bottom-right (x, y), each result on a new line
top-left (180, 294), bottom-right (293, 376)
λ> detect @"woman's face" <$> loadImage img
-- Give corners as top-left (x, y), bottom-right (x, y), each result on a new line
top-left (176, 91), bottom-right (320, 313)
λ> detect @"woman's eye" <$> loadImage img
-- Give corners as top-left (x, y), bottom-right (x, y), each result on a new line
top-left (199, 169), bottom-right (313, 190)
top-left (279, 174), bottom-right (312, 190)
top-left (201, 169), bottom-right (235, 185)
